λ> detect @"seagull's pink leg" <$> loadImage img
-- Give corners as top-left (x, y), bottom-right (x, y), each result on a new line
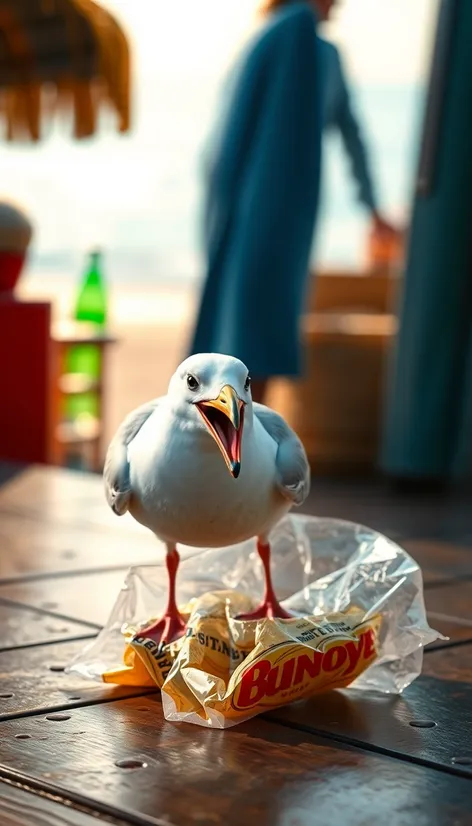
top-left (135, 544), bottom-right (187, 645)
top-left (237, 538), bottom-right (292, 620)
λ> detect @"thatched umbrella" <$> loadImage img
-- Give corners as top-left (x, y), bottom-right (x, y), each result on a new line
top-left (0, 0), bottom-right (131, 290)
top-left (0, 0), bottom-right (131, 141)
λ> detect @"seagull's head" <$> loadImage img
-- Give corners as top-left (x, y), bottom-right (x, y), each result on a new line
top-left (168, 353), bottom-right (253, 479)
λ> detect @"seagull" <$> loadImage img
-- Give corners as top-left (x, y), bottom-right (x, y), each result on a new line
top-left (104, 353), bottom-right (310, 645)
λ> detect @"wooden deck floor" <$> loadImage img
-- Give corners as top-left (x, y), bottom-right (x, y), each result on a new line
top-left (1, 464), bottom-right (472, 825)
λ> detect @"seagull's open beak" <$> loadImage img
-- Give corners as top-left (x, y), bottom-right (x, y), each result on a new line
top-left (196, 385), bottom-right (244, 478)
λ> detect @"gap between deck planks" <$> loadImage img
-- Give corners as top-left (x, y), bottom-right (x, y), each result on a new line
top-left (0, 779), bottom-right (131, 826)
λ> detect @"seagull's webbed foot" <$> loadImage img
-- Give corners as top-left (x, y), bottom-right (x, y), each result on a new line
top-left (134, 545), bottom-right (187, 646)
top-left (236, 539), bottom-right (293, 621)
top-left (138, 611), bottom-right (187, 647)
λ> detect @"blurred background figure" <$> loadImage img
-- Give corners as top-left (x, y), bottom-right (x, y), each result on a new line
top-left (317, 1), bottom-right (402, 266)
top-left (189, 0), bottom-right (403, 404)
top-left (0, 0), bottom-right (444, 482)
top-left (188, 0), bottom-right (324, 404)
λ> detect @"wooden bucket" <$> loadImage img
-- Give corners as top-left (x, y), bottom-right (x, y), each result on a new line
top-left (266, 312), bottom-right (397, 473)
top-left (310, 269), bottom-right (399, 314)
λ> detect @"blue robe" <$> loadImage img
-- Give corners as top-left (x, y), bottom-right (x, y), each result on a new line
top-left (188, 2), bottom-right (323, 377)
top-left (320, 38), bottom-right (377, 213)
top-left (381, 0), bottom-right (472, 480)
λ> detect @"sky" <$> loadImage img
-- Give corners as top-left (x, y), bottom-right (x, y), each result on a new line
top-left (0, 0), bottom-right (440, 275)
top-left (103, 0), bottom-right (439, 85)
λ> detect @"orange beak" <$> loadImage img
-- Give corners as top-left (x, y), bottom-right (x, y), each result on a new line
top-left (196, 385), bottom-right (244, 478)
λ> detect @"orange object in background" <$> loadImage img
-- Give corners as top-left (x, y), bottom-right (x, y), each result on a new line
top-left (366, 225), bottom-right (404, 274)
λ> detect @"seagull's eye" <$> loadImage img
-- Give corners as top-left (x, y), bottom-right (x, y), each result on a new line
top-left (187, 374), bottom-right (199, 392)
top-left (244, 374), bottom-right (251, 392)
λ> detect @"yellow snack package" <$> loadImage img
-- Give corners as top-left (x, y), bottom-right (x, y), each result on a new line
top-left (67, 515), bottom-right (441, 728)
top-left (102, 590), bottom-right (381, 728)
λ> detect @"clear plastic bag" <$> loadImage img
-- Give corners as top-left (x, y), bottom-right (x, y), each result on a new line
top-left (67, 515), bottom-right (441, 727)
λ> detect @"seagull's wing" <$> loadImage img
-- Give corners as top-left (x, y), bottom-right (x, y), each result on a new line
top-left (253, 403), bottom-right (310, 507)
top-left (104, 398), bottom-right (161, 516)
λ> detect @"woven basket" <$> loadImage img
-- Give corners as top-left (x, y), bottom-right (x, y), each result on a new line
top-left (267, 312), bottom-right (397, 473)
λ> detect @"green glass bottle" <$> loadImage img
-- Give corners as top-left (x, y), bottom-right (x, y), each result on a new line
top-left (65, 250), bottom-right (108, 422)
top-left (74, 249), bottom-right (107, 327)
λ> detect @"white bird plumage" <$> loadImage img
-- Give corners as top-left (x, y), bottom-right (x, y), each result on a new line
top-left (104, 353), bottom-right (310, 642)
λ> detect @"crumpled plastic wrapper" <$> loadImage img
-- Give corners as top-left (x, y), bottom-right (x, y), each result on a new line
top-left (67, 515), bottom-right (442, 728)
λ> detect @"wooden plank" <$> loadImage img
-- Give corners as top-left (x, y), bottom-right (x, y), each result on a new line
top-left (405, 540), bottom-right (472, 583)
top-left (0, 780), bottom-right (130, 826)
top-left (422, 644), bottom-right (472, 682)
top-left (0, 466), bottom-right (463, 551)
top-left (427, 615), bottom-right (472, 648)
top-left (267, 321), bottom-right (392, 471)
top-left (0, 571), bottom-right (129, 627)
top-left (0, 507), bottom-right (463, 592)
top-left (0, 466), bottom-right (144, 536)
top-left (1, 697), bottom-right (472, 826)
top-left (268, 645), bottom-right (472, 777)
top-left (2, 538), bottom-right (468, 647)
top-left (0, 603), bottom-right (95, 651)
top-left (0, 509), bottom-right (160, 583)
top-left (4, 465), bottom-right (472, 549)
top-left (426, 580), bottom-right (472, 619)
top-left (2, 466), bottom-right (472, 580)
top-left (309, 271), bottom-right (397, 314)
top-left (303, 483), bottom-right (472, 548)
top-left (426, 581), bottom-right (472, 645)
top-left (0, 640), bottom-right (154, 721)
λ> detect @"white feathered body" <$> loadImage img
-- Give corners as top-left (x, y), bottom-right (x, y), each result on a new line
top-left (104, 354), bottom-right (310, 550)
top-left (127, 404), bottom-right (291, 547)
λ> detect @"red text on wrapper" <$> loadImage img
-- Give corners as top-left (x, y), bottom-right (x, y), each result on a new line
top-left (233, 628), bottom-right (376, 711)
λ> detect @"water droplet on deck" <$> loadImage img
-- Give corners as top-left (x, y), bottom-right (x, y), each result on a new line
top-left (115, 758), bottom-right (148, 769)
top-left (409, 720), bottom-right (437, 729)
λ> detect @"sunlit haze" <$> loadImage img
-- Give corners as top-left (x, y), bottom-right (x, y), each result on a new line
top-left (1, 0), bottom-right (439, 291)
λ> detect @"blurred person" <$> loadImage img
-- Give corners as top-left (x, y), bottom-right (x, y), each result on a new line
top-left (188, 0), bottom-right (324, 404)
top-left (190, 0), bottom-right (401, 404)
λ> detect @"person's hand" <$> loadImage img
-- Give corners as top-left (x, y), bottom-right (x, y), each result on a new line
top-left (371, 212), bottom-right (402, 244)
top-left (368, 212), bottom-right (403, 272)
